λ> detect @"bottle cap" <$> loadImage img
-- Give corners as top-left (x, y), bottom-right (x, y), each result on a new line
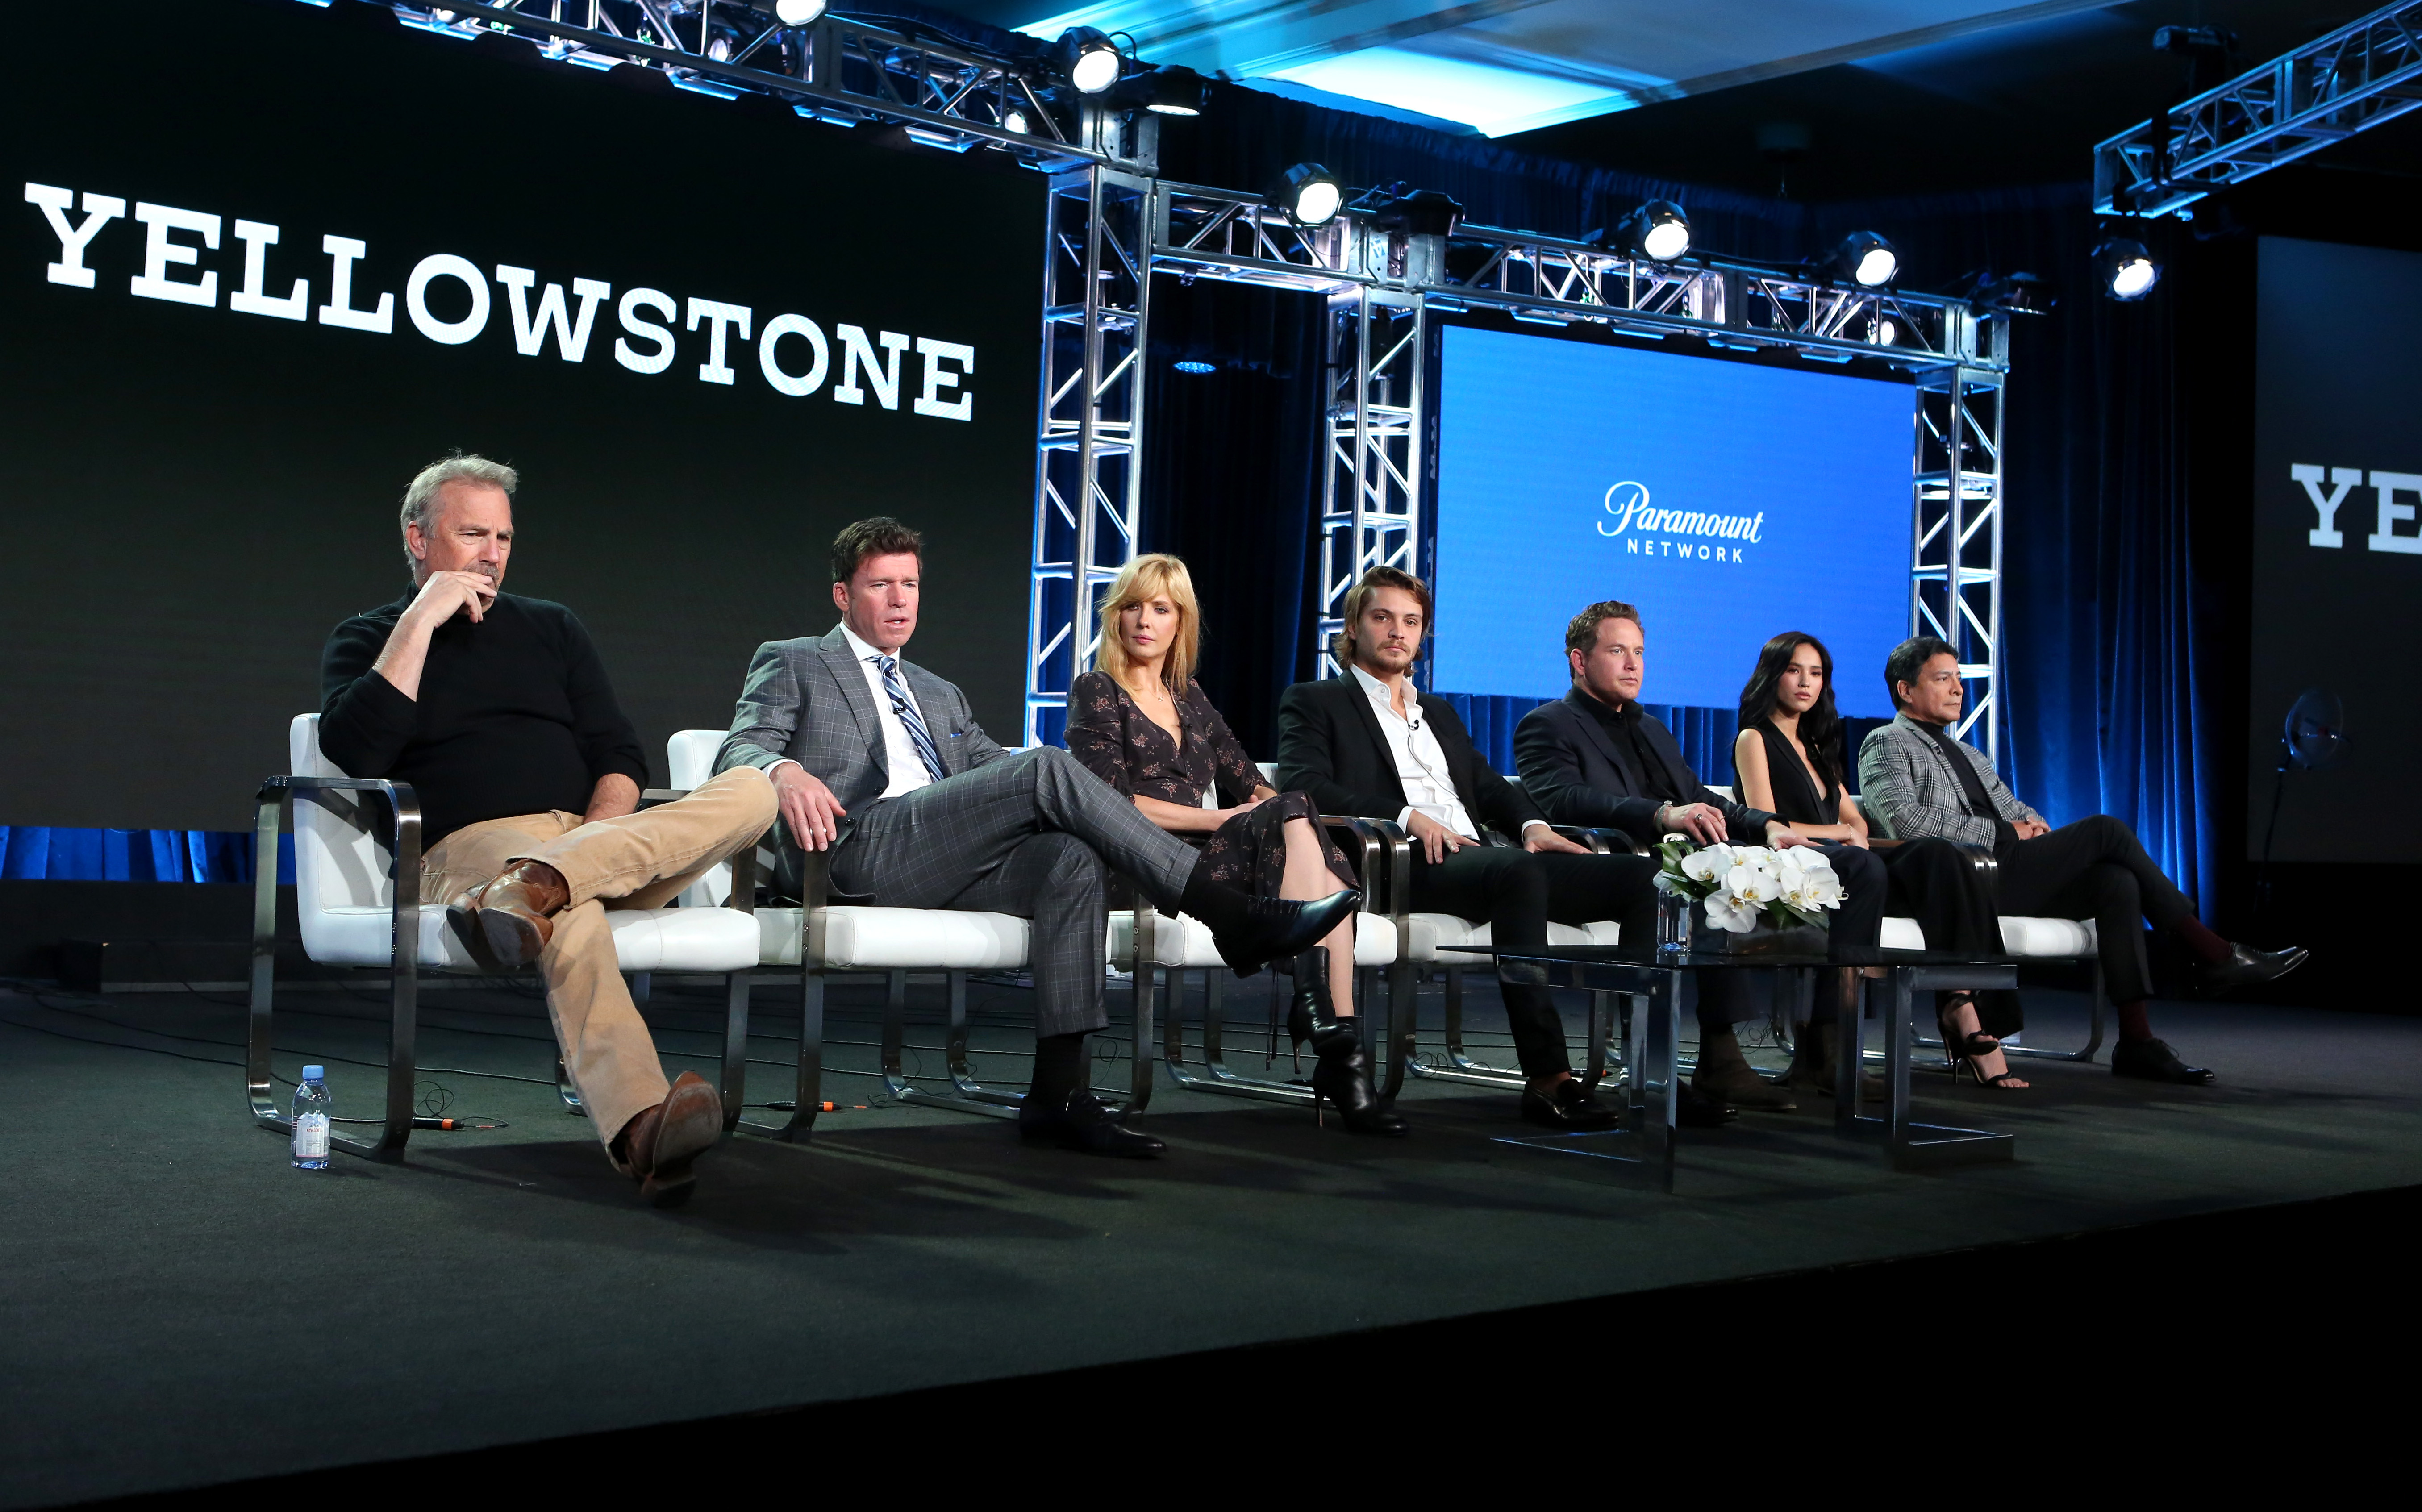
top-left (301, 1065), bottom-right (325, 1082)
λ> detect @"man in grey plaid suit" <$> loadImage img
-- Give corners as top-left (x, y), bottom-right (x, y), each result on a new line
top-left (715, 518), bottom-right (1357, 1157)
top-left (1860, 636), bottom-right (2306, 1085)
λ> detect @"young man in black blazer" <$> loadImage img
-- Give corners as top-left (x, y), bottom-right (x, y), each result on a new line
top-left (1276, 568), bottom-right (1736, 1129)
top-left (1513, 601), bottom-right (1888, 1106)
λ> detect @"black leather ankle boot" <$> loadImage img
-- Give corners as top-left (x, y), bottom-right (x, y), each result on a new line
top-left (1292, 948), bottom-right (1409, 1137)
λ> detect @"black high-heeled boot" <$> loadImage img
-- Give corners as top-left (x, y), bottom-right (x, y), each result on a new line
top-left (1291, 948), bottom-right (1409, 1137)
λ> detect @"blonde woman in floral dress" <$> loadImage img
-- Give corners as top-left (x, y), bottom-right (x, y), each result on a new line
top-left (1064, 554), bottom-right (1406, 1137)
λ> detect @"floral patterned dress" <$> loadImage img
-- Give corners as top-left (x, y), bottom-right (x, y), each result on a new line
top-left (1065, 670), bottom-right (1356, 903)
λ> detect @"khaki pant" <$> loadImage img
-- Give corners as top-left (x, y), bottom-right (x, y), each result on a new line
top-left (418, 765), bottom-right (776, 1145)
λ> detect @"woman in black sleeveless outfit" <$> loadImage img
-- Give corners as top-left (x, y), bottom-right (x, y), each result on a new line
top-left (1733, 633), bottom-right (2026, 1091)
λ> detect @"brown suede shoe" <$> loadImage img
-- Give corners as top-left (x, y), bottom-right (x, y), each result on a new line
top-left (613, 1071), bottom-right (723, 1207)
top-left (1692, 1028), bottom-right (1798, 1111)
top-left (448, 860), bottom-right (570, 971)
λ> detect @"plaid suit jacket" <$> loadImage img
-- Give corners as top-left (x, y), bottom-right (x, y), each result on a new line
top-left (713, 623), bottom-right (1006, 845)
top-left (1855, 712), bottom-right (2042, 846)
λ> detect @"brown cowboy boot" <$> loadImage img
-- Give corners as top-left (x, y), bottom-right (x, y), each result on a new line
top-left (446, 860), bottom-right (570, 971)
top-left (610, 1071), bottom-right (723, 1207)
top-left (1691, 1025), bottom-right (1798, 1110)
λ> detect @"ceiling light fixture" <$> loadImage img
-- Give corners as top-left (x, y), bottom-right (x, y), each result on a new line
top-left (1612, 200), bottom-right (1690, 262)
top-left (773, 0), bottom-right (826, 25)
top-left (1056, 27), bottom-right (1124, 95)
top-left (2094, 238), bottom-right (2161, 300)
top-left (1828, 230), bottom-right (1898, 288)
top-left (1267, 162), bottom-right (1342, 228)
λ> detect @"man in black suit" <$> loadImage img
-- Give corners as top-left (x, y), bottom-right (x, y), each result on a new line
top-left (1276, 568), bottom-right (1735, 1129)
top-left (1514, 600), bottom-right (1888, 1108)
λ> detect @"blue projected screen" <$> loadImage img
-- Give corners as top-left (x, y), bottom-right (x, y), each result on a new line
top-left (1433, 326), bottom-right (1913, 718)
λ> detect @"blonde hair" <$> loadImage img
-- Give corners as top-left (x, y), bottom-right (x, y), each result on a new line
top-left (1095, 553), bottom-right (1202, 692)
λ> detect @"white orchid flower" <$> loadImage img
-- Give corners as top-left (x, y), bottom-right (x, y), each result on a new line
top-left (1703, 889), bottom-right (1761, 932)
top-left (1723, 857), bottom-right (1780, 905)
top-left (1678, 845), bottom-right (1734, 884)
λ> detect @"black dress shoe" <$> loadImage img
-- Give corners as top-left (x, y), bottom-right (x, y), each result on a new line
top-left (1518, 1079), bottom-right (1624, 1131)
top-left (1672, 1079), bottom-right (1740, 1127)
top-left (1181, 868), bottom-right (1361, 974)
top-left (2196, 942), bottom-right (2309, 993)
top-left (2110, 1037), bottom-right (2215, 1086)
top-left (1017, 1089), bottom-right (1167, 1158)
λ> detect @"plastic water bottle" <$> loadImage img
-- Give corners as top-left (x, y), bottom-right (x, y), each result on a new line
top-left (292, 1066), bottom-right (332, 1170)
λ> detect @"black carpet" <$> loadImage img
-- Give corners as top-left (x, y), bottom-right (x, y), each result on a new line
top-left (4, 972), bottom-right (2416, 1506)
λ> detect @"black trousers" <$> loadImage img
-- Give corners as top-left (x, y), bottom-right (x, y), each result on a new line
top-left (1993, 814), bottom-right (2195, 1005)
top-left (1409, 842), bottom-right (1885, 1077)
top-left (1881, 836), bottom-right (2023, 1037)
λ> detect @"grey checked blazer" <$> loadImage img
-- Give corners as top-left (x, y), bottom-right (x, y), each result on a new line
top-left (1856, 712), bottom-right (2042, 847)
top-left (713, 624), bottom-right (1007, 844)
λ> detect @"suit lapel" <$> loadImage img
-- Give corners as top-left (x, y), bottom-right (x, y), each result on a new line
top-left (817, 625), bottom-right (887, 778)
top-left (1563, 689), bottom-right (1635, 792)
top-left (1336, 674), bottom-right (1408, 806)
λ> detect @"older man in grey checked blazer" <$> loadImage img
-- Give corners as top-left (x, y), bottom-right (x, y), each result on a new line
top-left (1859, 635), bottom-right (2306, 1086)
top-left (714, 517), bottom-right (1357, 1158)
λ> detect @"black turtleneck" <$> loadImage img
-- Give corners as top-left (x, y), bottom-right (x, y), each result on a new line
top-left (318, 589), bottom-right (649, 845)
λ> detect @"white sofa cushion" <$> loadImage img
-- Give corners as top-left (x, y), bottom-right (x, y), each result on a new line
top-left (301, 902), bottom-right (759, 972)
top-left (1879, 915), bottom-right (2097, 957)
top-left (753, 905), bottom-right (1030, 971)
top-left (1108, 910), bottom-right (1400, 968)
top-left (1404, 913), bottom-right (1620, 962)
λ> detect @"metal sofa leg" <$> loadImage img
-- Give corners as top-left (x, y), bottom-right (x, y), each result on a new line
top-left (715, 970), bottom-right (749, 1132)
top-left (247, 783), bottom-right (417, 1160)
top-left (555, 1058), bottom-right (586, 1116)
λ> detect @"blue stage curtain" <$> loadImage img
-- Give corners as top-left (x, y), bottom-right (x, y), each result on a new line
top-left (0, 827), bottom-right (288, 884)
top-left (1805, 184), bottom-right (2218, 907)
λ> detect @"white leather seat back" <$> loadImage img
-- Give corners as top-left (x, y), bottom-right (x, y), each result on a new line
top-left (667, 729), bottom-right (734, 908)
top-left (1709, 783), bottom-right (1736, 802)
top-left (289, 714), bottom-right (396, 961)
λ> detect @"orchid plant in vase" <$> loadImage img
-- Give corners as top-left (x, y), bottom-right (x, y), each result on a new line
top-left (1652, 837), bottom-right (1845, 934)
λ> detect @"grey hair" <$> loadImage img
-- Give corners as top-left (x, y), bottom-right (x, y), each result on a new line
top-left (400, 453), bottom-right (518, 572)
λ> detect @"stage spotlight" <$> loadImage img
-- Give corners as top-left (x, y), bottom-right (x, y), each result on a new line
top-left (1133, 65), bottom-right (1205, 116)
top-left (1612, 200), bottom-right (1690, 262)
top-left (1268, 162), bottom-right (1342, 227)
top-left (1829, 231), bottom-right (1898, 287)
top-left (1374, 187), bottom-right (1463, 238)
top-left (1869, 315), bottom-right (1897, 346)
top-left (1055, 27), bottom-right (1124, 95)
top-left (1000, 104), bottom-right (1031, 134)
top-left (773, 0), bottom-right (826, 25)
top-left (2095, 238), bottom-right (2161, 300)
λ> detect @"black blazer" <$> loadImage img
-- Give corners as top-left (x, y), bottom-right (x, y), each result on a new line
top-left (1274, 675), bottom-right (1543, 841)
top-left (1514, 688), bottom-right (1776, 846)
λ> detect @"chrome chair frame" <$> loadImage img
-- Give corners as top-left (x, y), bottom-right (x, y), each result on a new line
top-left (247, 777), bottom-right (756, 1158)
top-left (1132, 814), bottom-right (1412, 1111)
top-left (1399, 823), bottom-right (1642, 1095)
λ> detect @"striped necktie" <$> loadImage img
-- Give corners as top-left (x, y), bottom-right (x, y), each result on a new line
top-left (875, 654), bottom-right (946, 783)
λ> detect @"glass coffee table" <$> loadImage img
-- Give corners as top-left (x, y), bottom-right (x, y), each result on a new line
top-left (1442, 945), bottom-right (2020, 1189)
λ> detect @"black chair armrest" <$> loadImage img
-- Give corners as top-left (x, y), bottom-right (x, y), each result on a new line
top-left (1554, 825), bottom-right (1644, 856)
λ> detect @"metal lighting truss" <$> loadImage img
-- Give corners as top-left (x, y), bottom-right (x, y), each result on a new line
top-left (389, 2), bottom-right (1118, 167)
top-left (2094, 0), bottom-right (2422, 218)
top-left (1149, 195), bottom-right (2012, 721)
top-left (1024, 154), bottom-right (1155, 746)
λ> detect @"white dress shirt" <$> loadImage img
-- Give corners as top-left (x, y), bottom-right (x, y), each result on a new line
top-left (771, 623), bottom-right (935, 800)
top-left (1349, 665), bottom-right (1546, 843)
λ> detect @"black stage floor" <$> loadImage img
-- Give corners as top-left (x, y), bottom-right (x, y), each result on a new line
top-left (4, 973), bottom-right (2416, 1506)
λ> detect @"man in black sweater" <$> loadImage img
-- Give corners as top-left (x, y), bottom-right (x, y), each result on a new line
top-left (1276, 568), bottom-right (1735, 1130)
top-left (1515, 602), bottom-right (1888, 1109)
top-left (320, 454), bottom-right (775, 1205)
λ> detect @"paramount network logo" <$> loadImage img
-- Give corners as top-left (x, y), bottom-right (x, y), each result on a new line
top-left (1596, 481), bottom-right (1764, 564)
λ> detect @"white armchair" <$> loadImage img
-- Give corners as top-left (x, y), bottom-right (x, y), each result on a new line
top-left (663, 730), bottom-right (1051, 1138)
top-left (1705, 783), bottom-right (2107, 1062)
top-left (247, 715), bottom-right (759, 1159)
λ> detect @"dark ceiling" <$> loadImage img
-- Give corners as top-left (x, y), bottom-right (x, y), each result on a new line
top-left (931, 0), bottom-right (2418, 205)
top-left (1500, 0), bottom-right (2418, 203)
